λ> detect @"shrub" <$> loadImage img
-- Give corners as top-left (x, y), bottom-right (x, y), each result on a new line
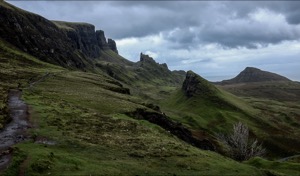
top-left (217, 122), bottom-right (266, 161)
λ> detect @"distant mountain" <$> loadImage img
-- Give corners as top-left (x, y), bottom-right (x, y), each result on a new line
top-left (219, 67), bottom-right (290, 85)
top-left (217, 67), bottom-right (300, 101)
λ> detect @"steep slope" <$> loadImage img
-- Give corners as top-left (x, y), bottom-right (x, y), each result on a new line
top-left (162, 71), bottom-right (300, 157)
top-left (163, 71), bottom-right (256, 132)
top-left (220, 67), bottom-right (290, 84)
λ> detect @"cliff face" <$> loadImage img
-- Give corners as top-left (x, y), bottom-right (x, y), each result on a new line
top-left (0, 1), bottom-right (119, 69)
top-left (54, 21), bottom-right (119, 58)
top-left (107, 38), bottom-right (118, 54)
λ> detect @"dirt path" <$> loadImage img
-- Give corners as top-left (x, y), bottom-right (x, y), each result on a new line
top-left (0, 90), bottom-right (30, 171)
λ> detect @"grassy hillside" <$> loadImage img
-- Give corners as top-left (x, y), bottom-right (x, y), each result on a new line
top-left (0, 34), bottom-right (298, 175)
top-left (0, 38), bottom-right (63, 129)
top-left (0, 38), bottom-right (268, 175)
top-left (218, 81), bottom-right (300, 102)
top-left (161, 71), bottom-right (300, 159)
top-left (0, 2), bottom-right (299, 174)
top-left (9, 72), bottom-right (265, 175)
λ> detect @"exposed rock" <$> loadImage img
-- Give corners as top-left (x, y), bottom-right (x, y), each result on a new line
top-left (58, 22), bottom-right (101, 58)
top-left (126, 108), bottom-right (215, 151)
top-left (96, 30), bottom-right (110, 50)
top-left (0, 3), bottom-right (86, 69)
top-left (182, 71), bottom-right (218, 97)
top-left (107, 38), bottom-right (118, 54)
top-left (54, 21), bottom-right (119, 58)
top-left (0, 1), bottom-right (119, 69)
top-left (220, 67), bottom-right (291, 85)
top-left (139, 53), bottom-right (156, 64)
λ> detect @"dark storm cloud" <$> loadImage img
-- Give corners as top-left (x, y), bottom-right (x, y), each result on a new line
top-left (8, 1), bottom-right (300, 48)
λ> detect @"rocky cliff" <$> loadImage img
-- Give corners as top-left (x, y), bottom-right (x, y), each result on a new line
top-left (182, 71), bottom-right (218, 97)
top-left (135, 53), bottom-right (185, 84)
top-left (220, 67), bottom-right (291, 85)
top-left (0, 1), bottom-right (119, 69)
top-left (137, 53), bottom-right (170, 72)
top-left (53, 21), bottom-right (119, 57)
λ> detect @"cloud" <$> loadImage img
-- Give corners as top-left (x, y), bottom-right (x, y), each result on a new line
top-left (7, 1), bottom-right (300, 81)
top-left (9, 1), bottom-right (300, 48)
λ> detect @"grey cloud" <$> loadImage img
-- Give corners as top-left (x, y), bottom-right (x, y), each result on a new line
top-left (8, 1), bottom-right (300, 48)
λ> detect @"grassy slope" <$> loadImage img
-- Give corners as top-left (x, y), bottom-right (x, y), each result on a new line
top-left (0, 38), bottom-right (62, 129)
top-left (218, 81), bottom-right (300, 102)
top-left (161, 74), bottom-right (300, 159)
top-left (0, 39), bottom-right (264, 175)
top-left (245, 157), bottom-right (300, 176)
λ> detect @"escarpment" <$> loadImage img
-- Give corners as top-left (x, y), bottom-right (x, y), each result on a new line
top-left (0, 2), bottom-right (119, 69)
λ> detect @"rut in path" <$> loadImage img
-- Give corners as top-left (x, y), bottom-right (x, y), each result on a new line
top-left (0, 90), bottom-right (30, 171)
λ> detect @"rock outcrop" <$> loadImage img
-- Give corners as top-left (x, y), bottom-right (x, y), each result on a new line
top-left (182, 71), bottom-right (218, 97)
top-left (134, 53), bottom-right (186, 85)
top-left (53, 21), bottom-right (119, 57)
top-left (220, 67), bottom-right (291, 85)
top-left (138, 53), bottom-right (170, 70)
top-left (96, 30), bottom-right (110, 50)
top-left (107, 38), bottom-right (118, 54)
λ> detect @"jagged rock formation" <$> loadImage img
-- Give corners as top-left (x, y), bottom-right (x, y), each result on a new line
top-left (107, 38), bottom-right (118, 54)
top-left (136, 53), bottom-right (173, 78)
top-left (96, 30), bottom-right (110, 50)
top-left (220, 67), bottom-right (291, 85)
top-left (96, 53), bottom-right (186, 86)
top-left (134, 53), bottom-right (186, 85)
top-left (53, 21), bottom-right (119, 56)
top-left (0, 1), bottom-right (119, 69)
top-left (182, 71), bottom-right (218, 97)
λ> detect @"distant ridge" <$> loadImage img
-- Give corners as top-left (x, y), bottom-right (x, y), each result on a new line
top-left (219, 67), bottom-right (290, 85)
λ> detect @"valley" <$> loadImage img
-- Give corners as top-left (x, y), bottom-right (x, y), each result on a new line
top-left (0, 1), bottom-right (300, 175)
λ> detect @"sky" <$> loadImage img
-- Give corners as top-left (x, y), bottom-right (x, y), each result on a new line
top-left (8, 1), bottom-right (300, 81)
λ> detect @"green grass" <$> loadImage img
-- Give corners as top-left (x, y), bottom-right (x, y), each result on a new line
top-left (0, 38), bottom-right (63, 129)
top-left (160, 74), bottom-right (300, 158)
top-left (245, 157), bottom-right (300, 176)
top-left (2, 70), bottom-right (264, 175)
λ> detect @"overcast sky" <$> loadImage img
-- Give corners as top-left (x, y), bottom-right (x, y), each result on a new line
top-left (8, 1), bottom-right (300, 81)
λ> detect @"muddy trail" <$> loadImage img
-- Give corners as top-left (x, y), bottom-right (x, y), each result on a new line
top-left (0, 90), bottom-right (30, 171)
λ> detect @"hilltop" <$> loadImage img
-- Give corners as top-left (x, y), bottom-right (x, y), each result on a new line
top-left (219, 67), bottom-right (291, 85)
top-left (217, 67), bottom-right (300, 101)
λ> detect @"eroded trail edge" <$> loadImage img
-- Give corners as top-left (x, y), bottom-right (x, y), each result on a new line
top-left (0, 90), bottom-right (30, 171)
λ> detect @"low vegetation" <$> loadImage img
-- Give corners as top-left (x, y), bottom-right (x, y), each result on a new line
top-left (217, 122), bottom-right (266, 161)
